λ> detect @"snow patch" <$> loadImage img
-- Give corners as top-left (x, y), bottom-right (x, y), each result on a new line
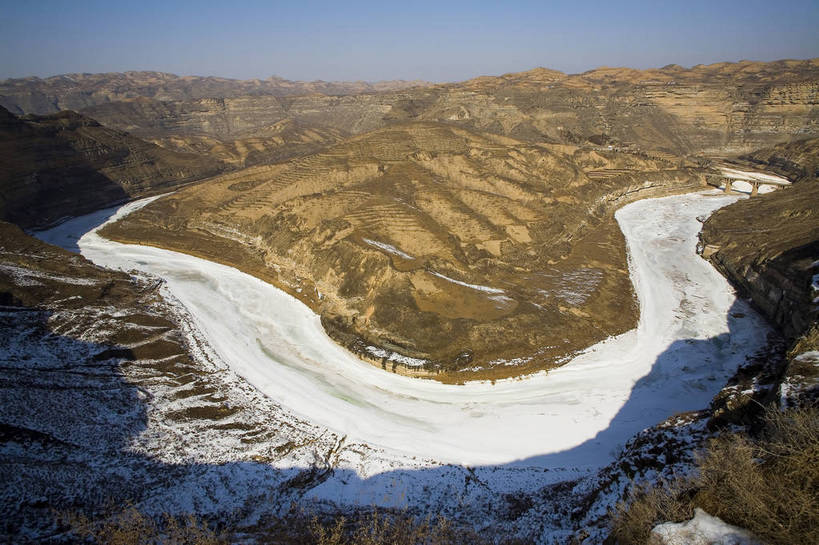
top-left (0, 263), bottom-right (101, 286)
top-left (429, 270), bottom-right (505, 294)
top-left (651, 508), bottom-right (762, 545)
top-left (363, 238), bottom-right (414, 260)
top-left (365, 345), bottom-right (427, 367)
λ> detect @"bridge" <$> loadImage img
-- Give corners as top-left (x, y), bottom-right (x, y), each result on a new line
top-left (718, 167), bottom-right (791, 196)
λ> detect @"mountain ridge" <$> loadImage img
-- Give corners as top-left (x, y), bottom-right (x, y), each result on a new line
top-left (13, 57), bottom-right (813, 167)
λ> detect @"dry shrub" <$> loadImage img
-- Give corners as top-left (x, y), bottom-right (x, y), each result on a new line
top-left (65, 505), bottom-right (224, 545)
top-left (788, 325), bottom-right (819, 357)
top-left (609, 407), bottom-right (818, 545)
top-left (307, 510), bottom-right (491, 545)
top-left (609, 478), bottom-right (695, 545)
top-left (695, 407), bottom-right (819, 545)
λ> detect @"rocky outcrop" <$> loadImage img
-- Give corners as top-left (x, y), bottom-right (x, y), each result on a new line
top-left (0, 106), bottom-right (224, 229)
top-left (102, 121), bottom-right (705, 380)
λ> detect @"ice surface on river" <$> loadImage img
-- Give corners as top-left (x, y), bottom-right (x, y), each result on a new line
top-left (38, 191), bottom-right (769, 472)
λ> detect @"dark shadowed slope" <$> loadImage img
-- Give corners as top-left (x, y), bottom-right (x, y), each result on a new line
top-left (0, 106), bottom-right (224, 229)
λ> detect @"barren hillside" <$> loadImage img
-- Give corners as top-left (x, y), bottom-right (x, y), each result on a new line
top-left (103, 122), bottom-right (706, 379)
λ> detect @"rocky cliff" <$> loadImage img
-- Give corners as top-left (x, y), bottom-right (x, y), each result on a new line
top-left (0, 106), bottom-right (224, 229)
top-left (701, 140), bottom-right (818, 339)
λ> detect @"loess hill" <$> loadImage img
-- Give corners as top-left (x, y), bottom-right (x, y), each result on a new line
top-left (1, 59), bottom-right (814, 169)
top-left (104, 121), bottom-right (707, 380)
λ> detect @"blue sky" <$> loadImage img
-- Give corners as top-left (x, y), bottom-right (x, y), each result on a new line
top-left (2, 0), bottom-right (818, 81)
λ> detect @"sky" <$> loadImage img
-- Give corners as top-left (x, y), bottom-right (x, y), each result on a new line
top-left (2, 0), bottom-right (818, 82)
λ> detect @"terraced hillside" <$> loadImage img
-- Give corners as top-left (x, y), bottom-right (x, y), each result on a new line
top-left (104, 122), bottom-right (706, 380)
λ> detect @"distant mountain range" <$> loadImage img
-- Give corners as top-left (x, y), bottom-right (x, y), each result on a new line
top-left (0, 71), bottom-right (432, 115)
top-left (2, 59), bottom-right (816, 169)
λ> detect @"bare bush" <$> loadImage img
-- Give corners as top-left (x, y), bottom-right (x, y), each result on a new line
top-left (609, 407), bottom-right (819, 545)
top-left (64, 506), bottom-right (225, 545)
top-left (609, 478), bottom-right (695, 545)
top-left (696, 408), bottom-right (819, 545)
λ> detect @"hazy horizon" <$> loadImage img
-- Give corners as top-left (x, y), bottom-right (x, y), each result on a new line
top-left (2, 0), bottom-right (818, 82)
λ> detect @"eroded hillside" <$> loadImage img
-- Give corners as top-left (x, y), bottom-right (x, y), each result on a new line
top-left (10, 59), bottom-right (813, 167)
top-left (0, 106), bottom-right (224, 229)
top-left (0, 71), bottom-right (430, 114)
top-left (103, 122), bottom-right (706, 380)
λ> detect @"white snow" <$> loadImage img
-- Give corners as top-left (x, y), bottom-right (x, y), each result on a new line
top-left (36, 191), bottom-right (769, 478)
top-left (651, 508), bottom-right (762, 545)
top-left (363, 238), bottom-right (415, 260)
top-left (0, 263), bottom-right (101, 286)
top-left (365, 345), bottom-right (427, 367)
top-left (429, 270), bottom-right (506, 294)
top-left (720, 167), bottom-right (790, 185)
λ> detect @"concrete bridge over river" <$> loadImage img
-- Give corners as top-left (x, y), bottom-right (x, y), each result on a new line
top-left (717, 167), bottom-right (791, 196)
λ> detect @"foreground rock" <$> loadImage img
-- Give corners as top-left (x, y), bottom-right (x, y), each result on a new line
top-left (103, 122), bottom-right (707, 379)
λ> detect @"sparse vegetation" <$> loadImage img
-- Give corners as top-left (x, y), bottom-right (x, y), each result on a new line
top-left (63, 506), bottom-right (514, 545)
top-left (63, 506), bottom-right (225, 545)
top-left (610, 407), bottom-right (819, 544)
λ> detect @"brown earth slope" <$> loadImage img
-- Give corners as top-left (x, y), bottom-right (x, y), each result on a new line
top-left (103, 122), bottom-right (706, 380)
top-left (0, 106), bottom-right (224, 229)
top-left (26, 58), bottom-right (815, 166)
top-left (701, 138), bottom-right (818, 339)
top-left (733, 136), bottom-right (819, 183)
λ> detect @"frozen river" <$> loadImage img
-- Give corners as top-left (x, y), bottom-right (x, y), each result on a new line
top-left (37, 190), bottom-right (769, 471)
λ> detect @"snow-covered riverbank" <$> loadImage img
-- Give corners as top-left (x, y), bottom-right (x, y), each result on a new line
top-left (37, 191), bottom-right (768, 478)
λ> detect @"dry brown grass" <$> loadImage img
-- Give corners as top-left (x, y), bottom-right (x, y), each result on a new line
top-left (696, 408), bottom-right (819, 544)
top-left (307, 510), bottom-right (495, 545)
top-left (64, 505), bottom-right (508, 545)
top-left (609, 478), bottom-right (695, 545)
top-left (64, 506), bottom-right (225, 545)
top-left (609, 407), bottom-right (819, 544)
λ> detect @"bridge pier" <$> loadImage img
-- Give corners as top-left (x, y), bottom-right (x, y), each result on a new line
top-left (724, 179), bottom-right (733, 194)
top-left (751, 181), bottom-right (759, 196)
